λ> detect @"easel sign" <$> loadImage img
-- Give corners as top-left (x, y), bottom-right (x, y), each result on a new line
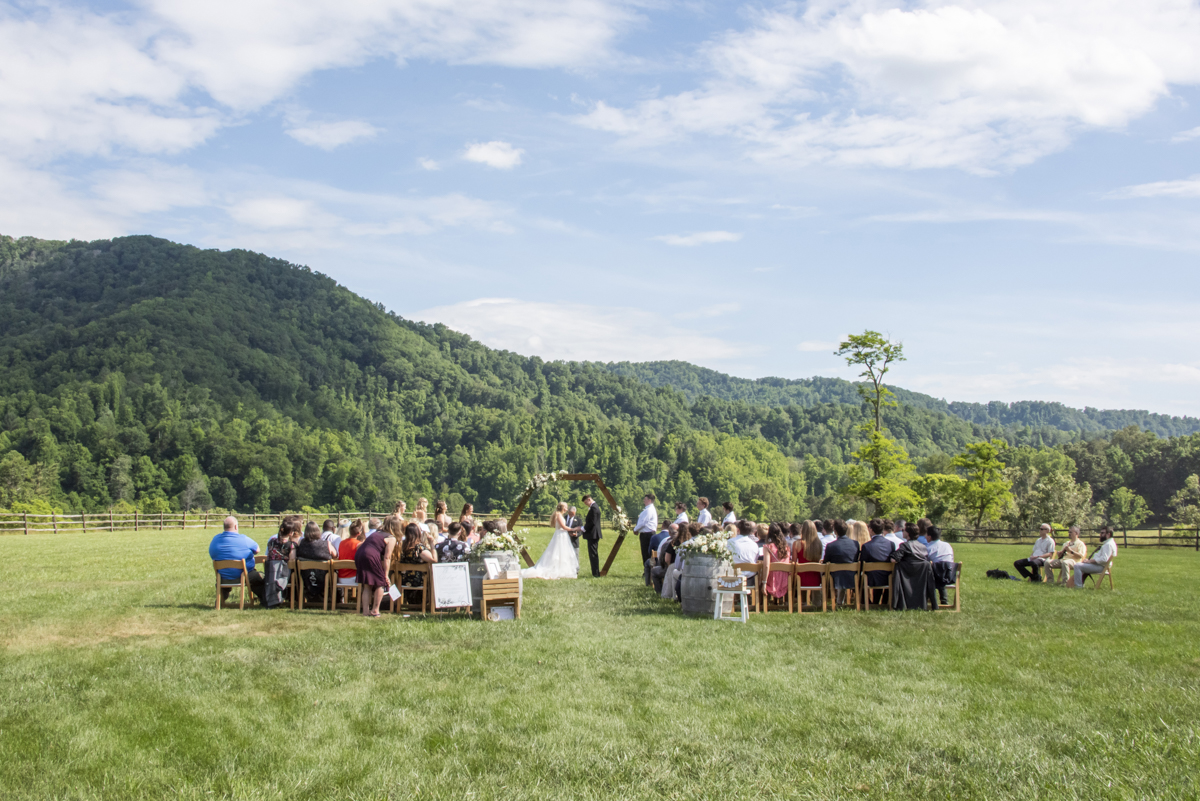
top-left (431, 563), bottom-right (472, 610)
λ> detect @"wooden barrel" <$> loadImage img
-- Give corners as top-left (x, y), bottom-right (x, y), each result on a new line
top-left (469, 551), bottom-right (523, 614)
top-left (680, 555), bottom-right (732, 616)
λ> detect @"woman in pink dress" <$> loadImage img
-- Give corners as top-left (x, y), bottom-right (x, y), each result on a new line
top-left (762, 523), bottom-right (791, 600)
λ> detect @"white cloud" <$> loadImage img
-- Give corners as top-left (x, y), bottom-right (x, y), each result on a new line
top-left (417, 157), bottom-right (440, 170)
top-left (577, 1), bottom-right (1200, 172)
top-left (653, 230), bottom-right (741, 246)
top-left (1171, 125), bottom-right (1200, 143)
top-left (463, 140), bottom-right (524, 169)
top-left (796, 340), bottom-right (841, 353)
top-left (285, 119), bottom-right (379, 150)
top-left (412, 297), bottom-right (747, 362)
top-left (1108, 175), bottom-right (1200, 199)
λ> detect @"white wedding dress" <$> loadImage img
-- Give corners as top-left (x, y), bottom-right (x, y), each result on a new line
top-left (522, 527), bottom-right (579, 580)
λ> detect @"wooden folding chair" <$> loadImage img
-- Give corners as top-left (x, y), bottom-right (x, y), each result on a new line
top-left (935, 561), bottom-right (963, 611)
top-left (793, 564), bottom-right (827, 613)
top-left (825, 563), bottom-right (861, 611)
top-left (732, 562), bottom-right (763, 614)
top-left (1083, 558), bottom-right (1114, 590)
top-left (213, 560), bottom-right (253, 610)
top-left (480, 578), bottom-right (522, 620)
top-left (293, 560), bottom-right (332, 610)
top-left (392, 563), bottom-right (430, 614)
top-left (860, 562), bottom-right (895, 610)
top-left (762, 561), bottom-right (795, 613)
top-left (328, 559), bottom-right (361, 612)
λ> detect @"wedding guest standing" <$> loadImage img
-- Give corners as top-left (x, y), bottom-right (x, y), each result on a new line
top-left (414, 498), bottom-right (429, 524)
top-left (721, 502), bottom-right (737, 526)
top-left (696, 497), bottom-right (713, 528)
top-left (354, 518), bottom-right (397, 617)
top-left (459, 503), bottom-right (475, 529)
top-left (673, 502), bottom-right (689, 526)
top-left (434, 500), bottom-right (451, 533)
top-left (635, 493), bottom-right (659, 581)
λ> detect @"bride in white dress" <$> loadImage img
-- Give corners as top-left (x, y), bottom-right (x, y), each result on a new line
top-left (522, 502), bottom-right (579, 580)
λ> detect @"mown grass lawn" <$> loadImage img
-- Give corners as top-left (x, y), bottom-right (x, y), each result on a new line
top-left (1, 527), bottom-right (1197, 800)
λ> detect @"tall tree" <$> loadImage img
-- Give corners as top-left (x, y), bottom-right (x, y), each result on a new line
top-left (836, 330), bottom-right (906, 436)
top-left (841, 428), bottom-right (922, 518)
top-left (952, 439), bottom-right (1014, 528)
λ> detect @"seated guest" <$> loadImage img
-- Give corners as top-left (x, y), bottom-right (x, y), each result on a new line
top-left (296, 520), bottom-right (336, 604)
top-left (337, 519), bottom-right (367, 601)
top-left (264, 516), bottom-right (301, 608)
top-left (210, 515), bottom-right (266, 605)
top-left (334, 518), bottom-right (352, 544)
top-left (728, 520), bottom-right (762, 583)
top-left (762, 523), bottom-right (791, 601)
top-left (645, 523), bottom-right (676, 584)
top-left (884, 519), bottom-right (905, 549)
top-left (890, 522), bottom-right (936, 610)
top-left (462, 520), bottom-right (478, 546)
top-left (860, 518), bottom-right (897, 605)
top-left (820, 519), bottom-right (837, 549)
top-left (925, 525), bottom-right (956, 605)
top-left (395, 519), bottom-right (436, 603)
top-left (320, 518), bottom-right (341, 553)
top-left (436, 521), bottom-right (470, 563)
top-left (823, 519), bottom-right (859, 605)
top-left (1014, 524), bottom-right (1056, 582)
top-left (1073, 527), bottom-right (1117, 588)
top-left (792, 520), bottom-right (824, 590)
top-left (657, 524), bottom-right (692, 599)
top-left (917, 517), bottom-right (932, 544)
top-left (649, 524), bottom-right (673, 558)
top-left (354, 516), bottom-right (397, 617)
top-left (1045, 526), bottom-right (1086, 585)
top-left (849, 520), bottom-right (871, 550)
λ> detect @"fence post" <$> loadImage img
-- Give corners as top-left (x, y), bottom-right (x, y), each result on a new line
top-left (182, 512), bottom-right (186, 531)
top-left (1158, 524), bottom-right (1162, 547)
top-left (159, 512), bottom-right (164, 531)
top-left (81, 513), bottom-right (87, 533)
top-left (52, 513), bottom-right (57, 534)
top-left (23, 513), bottom-right (28, 536)
top-left (1195, 527), bottom-right (1198, 552)
top-left (1123, 527), bottom-right (1127, 547)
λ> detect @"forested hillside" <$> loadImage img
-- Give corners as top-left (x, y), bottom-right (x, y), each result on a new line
top-left (604, 361), bottom-right (1200, 438)
top-left (2, 234), bottom-right (1199, 527)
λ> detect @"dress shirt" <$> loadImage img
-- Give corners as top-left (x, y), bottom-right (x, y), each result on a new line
top-left (884, 533), bottom-right (906, 549)
top-left (723, 512), bottom-right (737, 525)
top-left (634, 504), bottom-right (658, 533)
top-left (1091, 538), bottom-right (1117, 565)
top-left (648, 530), bottom-right (671, 553)
top-left (926, 540), bottom-right (954, 563)
top-left (727, 535), bottom-right (761, 575)
top-left (1061, 539), bottom-right (1087, 560)
top-left (697, 508), bottom-right (713, 527)
top-left (674, 512), bottom-right (688, 525)
top-left (1031, 536), bottom-right (1056, 559)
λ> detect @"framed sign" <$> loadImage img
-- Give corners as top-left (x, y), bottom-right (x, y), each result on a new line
top-left (431, 562), bottom-right (473, 609)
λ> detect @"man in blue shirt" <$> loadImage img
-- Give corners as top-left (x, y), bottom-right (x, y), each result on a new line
top-left (209, 516), bottom-right (266, 605)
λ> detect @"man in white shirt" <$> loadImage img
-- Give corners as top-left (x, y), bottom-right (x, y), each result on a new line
top-left (634, 494), bottom-right (659, 585)
top-left (883, 519), bottom-right (906, 549)
top-left (1074, 527), bottom-right (1117, 587)
top-left (1015, 524), bottom-right (1056, 582)
top-left (696, 497), bottom-right (713, 528)
top-left (673, 502), bottom-right (688, 526)
top-left (727, 520), bottom-right (762, 581)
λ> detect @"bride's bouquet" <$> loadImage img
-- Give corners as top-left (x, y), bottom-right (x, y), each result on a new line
top-left (469, 528), bottom-right (528, 561)
top-left (677, 530), bottom-right (732, 561)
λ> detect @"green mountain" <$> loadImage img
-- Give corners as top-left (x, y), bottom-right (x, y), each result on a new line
top-left (601, 361), bottom-right (1200, 438)
top-left (1, 233), bottom-right (1196, 524)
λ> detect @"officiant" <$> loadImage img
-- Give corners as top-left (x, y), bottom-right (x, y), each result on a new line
top-left (564, 506), bottom-right (583, 552)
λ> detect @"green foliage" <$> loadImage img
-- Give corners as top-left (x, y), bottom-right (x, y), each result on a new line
top-left (842, 428), bottom-right (922, 518)
top-left (1107, 486), bottom-right (1150, 530)
top-left (1168, 475), bottom-right (1200, 527)
top-left (836, 330), bottom-right (906, 436)
top-left (951, 439), bottom-right (1014, 528)
top-left (912, 473), bottom-right (966, 524)
top-left (1002, 446), bottom-right (1097, 529)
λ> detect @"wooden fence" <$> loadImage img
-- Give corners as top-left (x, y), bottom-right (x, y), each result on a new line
top-left (943, 526), bottom-right (1200, 550)
top-left (0, 510), bottom-right (543, 536)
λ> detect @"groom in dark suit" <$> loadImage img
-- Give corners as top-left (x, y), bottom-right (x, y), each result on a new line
top-left (581, 495), bottom-right (603, 577)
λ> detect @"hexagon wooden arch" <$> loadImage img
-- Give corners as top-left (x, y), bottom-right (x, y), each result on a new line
top-left (507, 473), bottom-right (629, 576)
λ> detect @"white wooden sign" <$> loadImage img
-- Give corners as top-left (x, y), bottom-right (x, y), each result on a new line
top-left (431, 562), bottom-right (473, 609)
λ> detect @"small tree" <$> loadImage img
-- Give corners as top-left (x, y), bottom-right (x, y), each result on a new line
top-left (1107, 486), bottom-right (1149, 530)
top-left (952, 439), bottom-right (1014, 528)
top-left (836, 331), bottom-right (906, 438)
top-left (841, 428), bottom-right (922, 518)
top-left (1168, 475), bottom-right (1200, 527)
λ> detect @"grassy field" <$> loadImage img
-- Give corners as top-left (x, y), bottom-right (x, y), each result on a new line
top-left (1, 527), bottom-right (1198, 800)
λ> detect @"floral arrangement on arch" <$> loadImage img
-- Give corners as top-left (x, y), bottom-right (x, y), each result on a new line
top-left (611, 507), bottom-right (632, 535)
top-left (677, 530), bottom-right (732, 561)
top-left (524, 469), bottom-right (569, 495)
top-left (469, 528), bottom-right (528, 561)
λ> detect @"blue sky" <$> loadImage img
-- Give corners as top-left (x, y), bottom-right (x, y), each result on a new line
top-left (3, 0), bottom-right (1200, 414)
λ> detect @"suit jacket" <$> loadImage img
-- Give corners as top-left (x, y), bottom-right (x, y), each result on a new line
top-left (823, 535), bottom-right (860, 589)
top-left (583, 503), bottom-right (603, 541)
top-left (563, 515), bottom-right (581, 536)
top-left (860, 534), bottom-right (896, 587)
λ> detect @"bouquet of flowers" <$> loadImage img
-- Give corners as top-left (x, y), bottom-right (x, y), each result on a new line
top-left (677, 530), bottom-right (732, 561)
top-left (469, 528), bottom-right (528, 561)
top-left (524, 469), bottom-right (568, 495)
top-left (611, 506), bottom-right (632, 535)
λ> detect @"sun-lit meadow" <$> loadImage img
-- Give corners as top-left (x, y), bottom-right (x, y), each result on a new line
top-left (1, 526), bottom-right (1198, 800)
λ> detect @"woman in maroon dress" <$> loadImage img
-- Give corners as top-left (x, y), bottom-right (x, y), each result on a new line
top-left (354, 516), bottom-right (398, 617)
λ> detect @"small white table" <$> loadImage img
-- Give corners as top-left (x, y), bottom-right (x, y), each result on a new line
top-left (713, 576), bottom-right (752, 623)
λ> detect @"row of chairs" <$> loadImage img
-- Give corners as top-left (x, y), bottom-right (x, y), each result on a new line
top-left (726, 560), bottom-right (963, 613)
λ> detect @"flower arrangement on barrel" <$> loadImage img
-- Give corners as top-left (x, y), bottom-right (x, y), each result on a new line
top-left (677, 529), bottom-right (732, 562)
top-left (469, 528), bottom-right (528, 561)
